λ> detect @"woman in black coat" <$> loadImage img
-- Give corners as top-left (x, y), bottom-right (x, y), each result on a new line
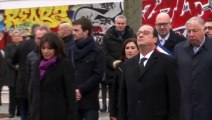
top-left (110, 38), bottom-right (139, 120)
top-left (29, 32), bottom-right (77, 120)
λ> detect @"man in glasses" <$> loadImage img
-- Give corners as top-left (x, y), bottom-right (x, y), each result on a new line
top-left (119, 24), bottom-right (180, 120)
top-left (204, 18), bottom-right (212, 38)
top-left (155, 12), bottom-right (186, 55)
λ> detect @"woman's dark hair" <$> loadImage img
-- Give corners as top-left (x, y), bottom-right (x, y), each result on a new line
top-left (40, 32), bottom-right (66, 59)
top-left (120, 38), bottom-right (138, 61)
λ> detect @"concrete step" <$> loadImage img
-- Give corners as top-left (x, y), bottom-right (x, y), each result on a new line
top-left (1, 86), bottom-right (9, 104)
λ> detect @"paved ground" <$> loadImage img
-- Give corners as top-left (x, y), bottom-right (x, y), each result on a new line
top-left (0, 86), bottom-right (110, 120)
top-left (0, 104), bottom-right (110, 120)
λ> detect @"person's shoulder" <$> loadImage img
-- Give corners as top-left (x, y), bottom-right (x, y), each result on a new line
top-left (125, 26), bottom-right (136, 37)
top-left (27, 50), bottom-right (37, 58)
top-left (152, 50), bottom-right (174, 60)
top-left (91, 45), bottom-right (104, 58)
top-left (94, 43), bottom-right (103, 50)
top-left (123, 54), bottom-right (139, 65)
top-left (57, 58), bottom-right (73, 68)
top-left (58, 57), bottom-right (72, 64)
top-left (105, 26), bottom-right (116, 36)
top-left (170, 30), bottom-right (186, 40)
top-left (5, 43), bottom-right (13, 47)
top-left (175, 40), bottom-right (188, 48)
top-left (204, 37), bottom-right (212, 48)
top-left (125, 26), bottom-right (134, 32)
top-left (22, 39), bottom-right (35, 46)
top-left (206, 37), bottom-right (212, 43)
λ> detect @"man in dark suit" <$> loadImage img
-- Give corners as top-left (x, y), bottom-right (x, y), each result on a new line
top-left (155, 12), bottom-right (186, 54)
top-left (119, 24), bottom-right (180, 120)
top-left (72, 17), bottom-right (105, 120)
top-left (174, 17), bottom-right (212, 120)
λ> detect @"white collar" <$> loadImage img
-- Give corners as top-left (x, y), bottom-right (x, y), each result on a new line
top-left (139, 50), bottom-right (154, 60)
top-left (158, 32), bottom-right (170, 41)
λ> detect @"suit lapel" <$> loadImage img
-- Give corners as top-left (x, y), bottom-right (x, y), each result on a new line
top-left (183, 41), bottom-right (195, 56)
top-left (138, 50), bottom-right (158, 80)
top-left (194, 38), bottom-right (209, 55)
top-left (130, 54), bottom-right (140, 79)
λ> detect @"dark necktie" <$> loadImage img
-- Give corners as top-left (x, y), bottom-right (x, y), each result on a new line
top-left (139, 58), bottom-right (147, 73)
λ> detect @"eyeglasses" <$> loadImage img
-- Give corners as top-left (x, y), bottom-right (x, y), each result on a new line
top-left (136, 30), bottom-right (152, 36)
top-left (204, 26), bottom-right (212, 30)
top-left (156, 22), bottom-right (170, 27)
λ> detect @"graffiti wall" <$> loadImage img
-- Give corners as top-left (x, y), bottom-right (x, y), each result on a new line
top-left (142, 0), bottom-right (212, 35)
top-left (0, 2), bottom-right (123, 48)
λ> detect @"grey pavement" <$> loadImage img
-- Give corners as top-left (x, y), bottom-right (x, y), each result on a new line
top-left (0, 103), bottom-right (110, 120)
top-left (0, 103), bottom-right (109, 120)
top-left (0, 86), bottom-right (110, 120)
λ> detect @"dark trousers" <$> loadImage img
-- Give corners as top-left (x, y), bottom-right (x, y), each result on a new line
top-left (108, 84), bottom-right (112, 113)
top-left (0, 85), bottom-right (2, 106)
top-left (21, 99), bottom-right (28, 120)
top-left (78, 109), bottom-right (99, 120)
top-left (9, 87), bottom-right (21, 115)
top-left (101, 83), bottom-right (108, 109)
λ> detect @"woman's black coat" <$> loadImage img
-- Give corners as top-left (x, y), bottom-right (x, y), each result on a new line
top-left (29, 58), bottom-right (77, 120)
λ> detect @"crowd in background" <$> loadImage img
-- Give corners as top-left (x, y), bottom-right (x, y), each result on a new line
top-left (0, 13), bottom-right (212, 120)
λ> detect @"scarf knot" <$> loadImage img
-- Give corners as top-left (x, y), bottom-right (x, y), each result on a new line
top-left (73, 36), bottom-right (95, 61)
top-left (39, 56), bottom-right (57, 79)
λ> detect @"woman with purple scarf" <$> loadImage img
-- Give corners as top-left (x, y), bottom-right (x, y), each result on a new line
top-left (28, 32), bottom-right (77, 120)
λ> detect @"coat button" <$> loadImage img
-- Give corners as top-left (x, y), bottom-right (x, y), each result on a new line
top-left (137, 100), bottom-right (141, 103)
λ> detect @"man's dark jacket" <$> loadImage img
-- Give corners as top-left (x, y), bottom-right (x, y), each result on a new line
top-left (72, 36), bottom-right (105, 110)
top-left (103, 26), bottom-right (135, 84)
top-left (174, 37), bottom-right (212, 120)
top-left (13, 37), bottom-right (36, 98)
top-left (119, 51), bottom-right (180, 120)
top-left (163, 29), bottom-right (186, 53)
top-left (62, 34), bottom-right (74, 56)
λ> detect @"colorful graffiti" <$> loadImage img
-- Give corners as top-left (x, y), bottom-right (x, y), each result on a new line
top-left (142, 0), bottom-right (212, 34)
top-left (4, 6), bottom-right (71, 35)
top-left (0, 11), bottom-right (5, 48)
top-left (0, 2), bottom-right (123, 46)
top-left (73, 2), bottom-right (123, 44)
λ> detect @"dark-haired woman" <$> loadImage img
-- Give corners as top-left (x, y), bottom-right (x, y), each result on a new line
top-left (29, 32), bottom-right (77, 120)
top-left (110, 38), bottom-right (139, 120)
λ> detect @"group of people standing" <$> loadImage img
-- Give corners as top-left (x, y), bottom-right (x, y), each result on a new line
top-left (101, 13), bottom-right (212, 120)
top-left (0, 17), bottom-right (105, 120)
top-left (0, 11), bottom-right (212, 120)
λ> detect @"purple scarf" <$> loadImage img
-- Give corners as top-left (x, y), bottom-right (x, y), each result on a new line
top-left (39, 56), bottom-right (57, 79)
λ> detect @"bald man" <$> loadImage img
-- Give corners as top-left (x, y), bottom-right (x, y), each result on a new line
top-left (58, 22), bottom-right (74, 56)
top-left (155, 12), bottom-right (186, 54)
